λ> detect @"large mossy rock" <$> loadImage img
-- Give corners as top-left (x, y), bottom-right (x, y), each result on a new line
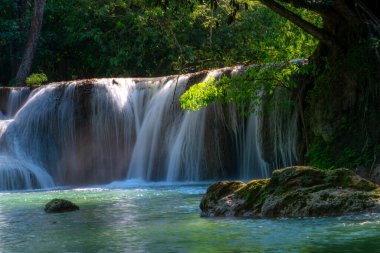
top-left (200, 166), bottom-right (380, 217)
top-left (44, 199), bottom-right (80, 213)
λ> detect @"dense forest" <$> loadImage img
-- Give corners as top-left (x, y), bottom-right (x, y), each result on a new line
top-left (1, 0), bottom-right (379, 173)
top-left (0, 0), bottom-right (317, 84)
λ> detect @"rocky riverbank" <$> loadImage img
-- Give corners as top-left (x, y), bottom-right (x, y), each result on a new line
top-left (200, 166), bottom-right (380, 217)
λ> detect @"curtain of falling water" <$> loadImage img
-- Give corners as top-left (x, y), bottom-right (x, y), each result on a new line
top-left (0, 67), bottom-right (298, 190)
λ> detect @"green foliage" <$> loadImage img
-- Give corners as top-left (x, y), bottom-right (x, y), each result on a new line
top-left (180, 61), bottom-right (303, 113)
top-left (0, 0), bottom-right (318, 84)
top-left (180, 77), bottom-right (223, 110)
top-left (335, 148), bottom-right (372, 169)
top-left (307, 138), bottom-right (375, 170)
top-left (175, 2), bottom-right (317, 113)
top-left (306, 139), bottom-right (334, 170)
top-left (0, 0), bottom-right (33, 84)
top-left (25, 73), bottom-right (48, 86)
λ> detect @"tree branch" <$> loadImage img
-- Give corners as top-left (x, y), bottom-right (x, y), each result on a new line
top-left (259, 0), bottom-right (336, 47)
top-left (333, 0), bottom-right (359, 24)
top-left (279, 0), bottom-right (332, 13)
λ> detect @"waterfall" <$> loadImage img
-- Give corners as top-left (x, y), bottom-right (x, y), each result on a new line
top-left (6, 88), bottom-right (30, 117)
top-left (0, 87), bottom-right (30, 119)
top-left (165, 109), bottom-right (207, 181)
top-left (265, 89), bottom-right (298, 168)
top-left (0, 87), bottom-right (55, 190)
top-left (240, 113), bottom-right (269, 178)
top-left (0, 154), bottom-right (53, 190)
top-left (127, 77), bottom-right (184, 180)
top-left (0, 67), bottom-right (299, 190)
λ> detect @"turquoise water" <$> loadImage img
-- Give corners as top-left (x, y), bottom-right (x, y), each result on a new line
top-left (1, 183), bottom-right (380, 253)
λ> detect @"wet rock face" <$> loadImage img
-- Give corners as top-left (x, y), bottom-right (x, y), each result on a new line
top-left (200, 166), bottom-right (380, 218)
top-left (0, 88), bottom-right (10, 115)
top-left (44, 199), bottom-right (80, 213)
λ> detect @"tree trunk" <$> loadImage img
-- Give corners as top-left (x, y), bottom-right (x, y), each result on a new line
top-left (257, 1), bottom-right (380, 167)
top-left (15, 0), bottom-right (46, 86)
top-left (13, 0), bottom-right (29, 77)
top-left (300, 1), bottom-right (380, 167)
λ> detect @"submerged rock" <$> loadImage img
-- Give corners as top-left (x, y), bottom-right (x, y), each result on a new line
top-left (44, 199), bottom-right (80, 213)
top-left (200, 166), bottom-right (380, 217)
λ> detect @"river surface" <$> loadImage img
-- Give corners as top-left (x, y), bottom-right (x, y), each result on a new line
top-left (1, 183), bottom-right (380, 253)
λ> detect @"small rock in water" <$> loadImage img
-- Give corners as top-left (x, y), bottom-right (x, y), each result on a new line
top-left (44, 198), bottom-right (80, 213)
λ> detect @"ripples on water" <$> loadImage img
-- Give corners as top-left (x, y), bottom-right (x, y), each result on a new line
top-left (0, 184), bottom-right (379, 253)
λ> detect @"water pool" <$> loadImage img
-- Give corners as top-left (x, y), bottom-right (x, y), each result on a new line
top-left (1, 184), bottom-right (379, 253)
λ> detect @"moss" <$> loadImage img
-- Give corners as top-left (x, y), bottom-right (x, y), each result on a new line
top-left (206, 181), bottom-right (245, 199)
top-left (200, 181), bottom-right (245, 211)
top-left (236, 179), bottom-right (270, 210)
top-left (372, 188), bottom-right (380, 198)
top-left (200, 166), bottom-right (380, 217)
top-left (236, 179), bottom-right (269, 199)
top-left (325, 168), bottom-right (378, 191)
top-left (268, 166), bottom-right (325, 193)
top-left (325, 168), bottom-right (353, 186)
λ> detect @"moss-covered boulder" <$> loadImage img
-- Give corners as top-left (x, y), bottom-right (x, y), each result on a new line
top-left (200, 166), bottom-right (380, 217)
top-left (44, 199), bottom-right (80, 213)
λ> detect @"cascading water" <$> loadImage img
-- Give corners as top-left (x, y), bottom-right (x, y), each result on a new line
top-left (127, 77), bottom-right (188, 180)
top-left (0, 87), bottom-right (53, 190)
top-left (0, 67), bottom-right (299, 191)
top-left (240, 113), bottom-right (270, 179)
top-left (0, 88), bottom-right (29, 119)
top-left (262, 89), bottom-right (299, 168)
top-left (6, 88), bottom-right (30, 118)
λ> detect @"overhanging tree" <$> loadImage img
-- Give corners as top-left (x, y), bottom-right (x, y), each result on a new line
top-left (270, 0), bottom-right (377, 56)
top-left (179, 0), bottom-right (380, 168)
top-left (259, 1), bottom-right (380, 166)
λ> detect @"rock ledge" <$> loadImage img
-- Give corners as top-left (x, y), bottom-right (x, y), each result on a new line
top-left (200, 166), bottom-right (380, 217)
